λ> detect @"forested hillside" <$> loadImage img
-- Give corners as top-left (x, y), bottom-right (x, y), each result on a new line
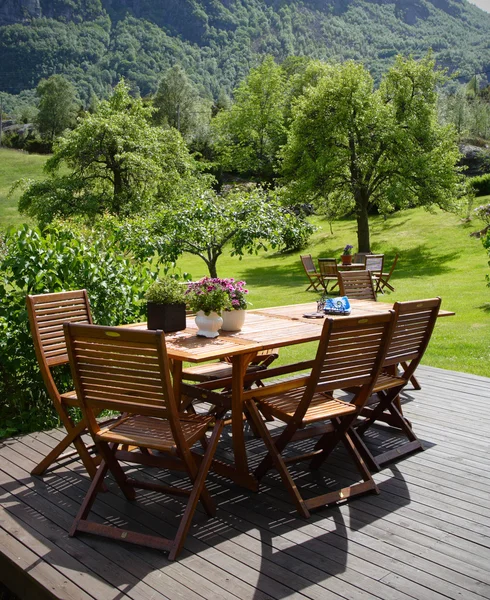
top-left (1, 0), bottom-right (490, 103)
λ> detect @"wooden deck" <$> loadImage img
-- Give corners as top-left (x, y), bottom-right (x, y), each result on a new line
top-left (1, 365), bottom-right (490, 600)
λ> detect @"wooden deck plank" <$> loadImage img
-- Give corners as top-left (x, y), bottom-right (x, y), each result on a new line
top-left (1, 365), bottom-right (490, 599)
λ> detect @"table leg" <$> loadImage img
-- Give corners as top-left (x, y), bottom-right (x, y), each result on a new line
top-left (230, 352), bottom-right (259, 491)
top-left (172, 360), bottom-right (183, 409)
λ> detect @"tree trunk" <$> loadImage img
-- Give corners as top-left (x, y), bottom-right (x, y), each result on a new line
top-left (205, 251), bottom-right (219, 278)
top-left (113, 169), bottom-right (123, 214)
top-left (356, 191), bottom-right (371, 253)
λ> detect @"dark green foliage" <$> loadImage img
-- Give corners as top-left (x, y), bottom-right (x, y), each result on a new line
top-left (0, 223), bottom-right (152, 438)
top-left (468, 174), bottom-right (490, 197)
top-left (2, 0), bottom-right (490, 105)
top-left (36, 75), bottom-right (79, 143)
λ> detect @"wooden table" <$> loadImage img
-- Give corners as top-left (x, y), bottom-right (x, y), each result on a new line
top-left (337, 262), bottom-right (366, 271)
top-left (125, 300), bottom-right (454, 489)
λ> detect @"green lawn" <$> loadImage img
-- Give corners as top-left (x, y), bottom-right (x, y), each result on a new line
top-left (1, 148), bottom-right (488, 377)
top-left (177, 208), bottom-right (490, 377)
top-left (0, 148), bottom-right (47, 230)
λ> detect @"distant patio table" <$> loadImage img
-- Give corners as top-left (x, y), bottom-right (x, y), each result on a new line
top-left (124, 300), bottom-right (454, 490)
top-left (337, 262), bottom-right (366, 270)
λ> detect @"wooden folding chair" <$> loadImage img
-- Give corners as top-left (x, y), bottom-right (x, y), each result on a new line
top-left (26, 290), bottom-right (101, 478)
top-left (338, 269), bottom-right (377, 301)
top-left (377, 254), bottom-right (399, 293)
top-left (245, 312), bottom-right (395, 518)
top-left (318, 258), bottom-right (340, 294)
top-left (300, 254), bottom-right (324, 292)
top-left (354, 298), bottom-right (441, 471)
top-left (64, 323), bottom-right (224, 560)
top-left (364, 254), bottom-right (384, 293)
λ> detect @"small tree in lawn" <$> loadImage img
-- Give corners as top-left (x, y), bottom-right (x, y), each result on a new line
top-left (151, 186), bottom-right (314, 278)
top-left (281, 55), bottom-right (465, 252)
top-left (17, 80), bottom-right (202, 225)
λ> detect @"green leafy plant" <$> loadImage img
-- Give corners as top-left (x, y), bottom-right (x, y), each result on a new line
top-left (185, 278), bottom-right (232, 315)
top-left (0, 222), bottom-right (152, 438)
top-left (145, 278), bottom-right (186, 305)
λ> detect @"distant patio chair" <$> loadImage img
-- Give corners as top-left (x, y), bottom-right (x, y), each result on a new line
top-left (377, 254), bottom-right (399, 293)
top-left (318, 258), bottom-right (340, 294)
top-left (300, 254), bottom-right (324, 292)
top-left (365, 254), bottom-right (385, 293)
top-left (339, 270), bottom-right (377, 301)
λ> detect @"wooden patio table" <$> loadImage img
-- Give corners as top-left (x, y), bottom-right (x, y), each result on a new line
top-left (123, 300), bottom-right (454, 490)
top-left (337, 262), bottom-right (366, 271)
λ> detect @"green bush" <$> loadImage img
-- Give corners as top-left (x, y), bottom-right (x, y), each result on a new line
top-left (468, 173), bottom-right (490, 197)
top-left (0, 223), bottom-right (152, 438)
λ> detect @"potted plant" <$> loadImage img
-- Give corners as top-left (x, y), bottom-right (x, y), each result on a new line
top-left (145, 278), bottom-right (187, 332)
top-left (220, 278), bottom-right (249, 331)
top-left (185, 278), bottom-right (232, 337)
top-left (341, 244), bottom-right (354, 266)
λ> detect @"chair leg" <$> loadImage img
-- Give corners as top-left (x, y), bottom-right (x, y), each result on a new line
top-left (69, 456), bottom-right (110, 537)
top-left (97, 441), bottom-right (136, 501)
top-left (30, 414), bottom-right (98, 478)
top-left (169, 420), bottom-right (224, 560)
top-left (247, 400), bottom-right (310, 518)
top-left (400, 362), bottom-right (422, 390)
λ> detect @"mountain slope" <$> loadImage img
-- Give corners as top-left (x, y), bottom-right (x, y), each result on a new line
top-left (1, 0), bottom-right (490, 102)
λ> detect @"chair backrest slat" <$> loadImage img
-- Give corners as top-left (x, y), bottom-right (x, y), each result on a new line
top-left (383, 298), bottom-right (441, 371)
top-left (65, 324), bottom-right (176, 421)
top-left (339, 270), bottom-right (377, 301)
top-left (27, 290), bottom-right (93, 396)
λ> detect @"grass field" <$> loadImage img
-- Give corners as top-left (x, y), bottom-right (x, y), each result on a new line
top-left (0, 148), bottom-right (47, 229)
top-left (1, 148), bottom-right (489, 376)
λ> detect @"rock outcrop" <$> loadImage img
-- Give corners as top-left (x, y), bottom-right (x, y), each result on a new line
top-left (0, 0), bottom-right (41, 25)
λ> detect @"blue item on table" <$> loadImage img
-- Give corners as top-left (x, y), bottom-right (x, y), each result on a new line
top-left (323, 296), bottom-right (351, 315)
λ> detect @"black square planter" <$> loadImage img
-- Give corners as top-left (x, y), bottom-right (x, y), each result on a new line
top-left (147, 303), bottom-right (186, 332)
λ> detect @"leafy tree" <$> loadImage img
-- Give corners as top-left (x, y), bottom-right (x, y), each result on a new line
top-left (17, 80), bottom-right (204, 224)
top-left (153, 64), bottom-right (211, 141)
top-left (281, 55), bottom-right (464, 252)
top-left (212, 56), bottom-right (287, 179)
top-left (149, 186), bottom-right (314, 278)
top-left (35, 75), bottom-right (78, 143)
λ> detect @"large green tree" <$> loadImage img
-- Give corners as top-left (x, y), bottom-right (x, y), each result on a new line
top-left (18, 80), bottom-right (203, 224)
top-left (281, 55), bottom-right (464, 252)
top-left (35, 75), bottom-right (78, 143)
top-left (212, 56), bottom-right (287, 180)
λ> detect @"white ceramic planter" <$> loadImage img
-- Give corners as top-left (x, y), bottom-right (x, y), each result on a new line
top-left (195, 310), bottom-right (223, 338)
top-left (221, 309), bottom-right (246, 332)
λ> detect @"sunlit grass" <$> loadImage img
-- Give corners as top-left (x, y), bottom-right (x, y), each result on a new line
top-left (0, 148), bottom-right (47, 230)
